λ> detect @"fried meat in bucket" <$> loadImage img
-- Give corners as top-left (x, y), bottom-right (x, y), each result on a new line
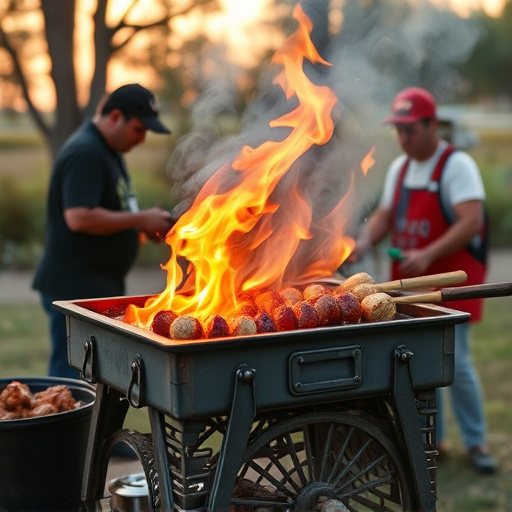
top-left (0, 381), bottom-right (81, 420)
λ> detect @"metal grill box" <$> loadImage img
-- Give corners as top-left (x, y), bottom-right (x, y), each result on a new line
top-left (54, 296), bottom-right (468, 421)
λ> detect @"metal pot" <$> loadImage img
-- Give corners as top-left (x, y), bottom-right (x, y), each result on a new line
top-left (108, 473), bottom-right (151, 512)
top-left (0, 377), bottom-right (95, 512)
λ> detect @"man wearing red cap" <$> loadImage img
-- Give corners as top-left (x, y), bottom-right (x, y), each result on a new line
top-left (350, 87), bottom-right (496, 474)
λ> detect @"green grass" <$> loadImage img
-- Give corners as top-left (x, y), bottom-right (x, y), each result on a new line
top-left (1, 296), bottom-right (511, 510)
top-left (435, 296), bottom-right (512, 512)
top-left (0, 304), bottom-right (49, 376)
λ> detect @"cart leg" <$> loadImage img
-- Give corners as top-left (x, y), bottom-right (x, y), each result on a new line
top-left (81, 383), bottom-right (129, 502)
top-left (207, 364), bottom-right (256, 512)
top-left (148, 406), bottom-right (175, 512)
top-left (393, 345), bottom-right (436, 512)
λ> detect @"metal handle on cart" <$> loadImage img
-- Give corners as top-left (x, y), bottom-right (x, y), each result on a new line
top-left (289, 346), bottom-right (363, 395)
top-left (127, 354), bottom-right (144, 408)
top-left (81, 336), bottom-right (96, 383)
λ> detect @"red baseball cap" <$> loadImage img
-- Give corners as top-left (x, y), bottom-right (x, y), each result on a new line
top-left (383, 87), bottom-right (437, 125)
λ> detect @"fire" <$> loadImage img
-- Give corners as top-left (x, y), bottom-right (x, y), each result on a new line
top-left (124, 4), bottom-right (365, 329)
top-left (361, 147), bottom-right (376, 176)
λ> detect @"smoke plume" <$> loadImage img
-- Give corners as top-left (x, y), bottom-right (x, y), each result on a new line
top-left (167, 0), bottom-right (481, 237)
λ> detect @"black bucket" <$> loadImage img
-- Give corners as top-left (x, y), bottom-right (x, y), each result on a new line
top-left (0, 377), bottom-right (95, 512)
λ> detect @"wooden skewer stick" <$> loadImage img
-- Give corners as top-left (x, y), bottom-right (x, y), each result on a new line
top-left (294, 270), bottom-right (468, 291)
top-left (375, 270), bottom-right (468, 291)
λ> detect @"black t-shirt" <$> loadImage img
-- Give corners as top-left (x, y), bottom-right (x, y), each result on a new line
top-left (33, 121), bottom-right (139, 300)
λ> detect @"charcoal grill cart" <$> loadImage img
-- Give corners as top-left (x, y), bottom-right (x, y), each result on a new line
top-left (54, 296), bottom-right (469, 512)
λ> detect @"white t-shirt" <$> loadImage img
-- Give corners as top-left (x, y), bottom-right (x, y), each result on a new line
top-left (380, 139), bottom-right (485, 213)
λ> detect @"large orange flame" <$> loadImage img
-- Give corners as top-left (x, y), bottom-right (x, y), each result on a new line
top-left (124, 4), bottom-right (366, 328)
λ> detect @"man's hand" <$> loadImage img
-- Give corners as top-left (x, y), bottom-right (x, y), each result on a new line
top-left (141, 208), bottom-right (178, 243)
top-left (139, 207), bottom-right (174, 232)
top-left (347, 235), bottom-right (370, 263)
top-left (398, 248), bottom-right (434, 277)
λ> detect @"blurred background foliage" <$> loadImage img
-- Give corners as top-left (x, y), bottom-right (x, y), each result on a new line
top-left (0, 0), bottom-right (511, 269)
top-left (1, 118), bottom-right (510, 270)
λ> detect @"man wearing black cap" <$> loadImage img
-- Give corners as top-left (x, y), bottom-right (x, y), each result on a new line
top-left (33, 83), bottom-right (175, 380)
top-left (350, 87), bottom-right (496, 475)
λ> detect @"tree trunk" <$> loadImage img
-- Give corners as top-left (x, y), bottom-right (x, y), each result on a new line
top-left (40, 0), bottom-right (83, 160)
top-left (86, 0), bottom-right (112, 118)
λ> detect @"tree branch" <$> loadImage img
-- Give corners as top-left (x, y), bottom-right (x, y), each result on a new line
top-left (111, 17), bottom-right (170, 53)
top-left (111, 0), bottom-right (215, 54)
top-left (169, 0), bottom-right (216, 18)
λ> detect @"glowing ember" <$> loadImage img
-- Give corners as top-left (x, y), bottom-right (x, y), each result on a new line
top-left (124, 4), bottom-right (372, 330)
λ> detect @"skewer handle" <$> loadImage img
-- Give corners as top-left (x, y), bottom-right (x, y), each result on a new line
top-left (393, 282), bottom-right (512, 303)
top-left (440, 282), bottom-right (512, 300)
top-left (376, 270), bottom-right (468, 292)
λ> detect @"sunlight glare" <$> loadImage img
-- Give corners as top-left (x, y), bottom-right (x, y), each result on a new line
top-left (194, 0), bottom-right (278, 66)
top-left (430, 0), bottom-right (505, 16)
top-left (221, 0), bottom-right (263, 20)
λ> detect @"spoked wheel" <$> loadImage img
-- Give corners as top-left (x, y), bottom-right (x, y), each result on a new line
top-left (232, 412), bottom-right (415, 511)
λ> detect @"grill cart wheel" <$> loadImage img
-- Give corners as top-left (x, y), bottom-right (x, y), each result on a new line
top-left (232, 411), bottom-right (414, 511)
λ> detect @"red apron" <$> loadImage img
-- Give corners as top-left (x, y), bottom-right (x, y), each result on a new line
top-left (391, 145), bottom-right (487, 322)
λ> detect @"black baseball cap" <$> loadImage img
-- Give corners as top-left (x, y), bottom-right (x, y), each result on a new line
top-left (102, 83), bottom-right (171, 134)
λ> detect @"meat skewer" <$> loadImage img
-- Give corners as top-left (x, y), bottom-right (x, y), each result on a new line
top-left (362, 282), bottom-right (512, 322)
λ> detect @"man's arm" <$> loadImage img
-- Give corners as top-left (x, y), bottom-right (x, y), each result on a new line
top-left (64, 206), bottom-right (175, 237)
top-left (349, 206), bottom-right (393, 262)
top-left (399, 199), bottom-right (484, 277)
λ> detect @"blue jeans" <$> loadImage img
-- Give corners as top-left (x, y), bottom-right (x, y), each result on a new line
top-left (436, 323), bottom-right (487, 450)
top-left (41, 293), bottom-right (80, 380)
